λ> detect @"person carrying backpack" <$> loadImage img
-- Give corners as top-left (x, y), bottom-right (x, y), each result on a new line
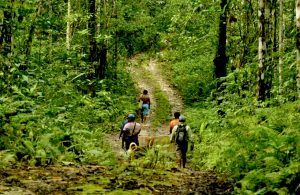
top-left (170, 115), bottom-right (193, 168)
top-left (169, 112), bottom-right (180, 134)
top-left (122, 114), bottom-right (142, 150)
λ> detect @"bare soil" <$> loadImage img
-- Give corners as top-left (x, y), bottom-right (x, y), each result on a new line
top-left (0, 164), bottom-right (232, 194)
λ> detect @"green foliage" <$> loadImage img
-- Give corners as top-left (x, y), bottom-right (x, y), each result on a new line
top-left (0, 55), bottom-right (137, 166)
top-left (157, 0), bottom-right (218, 104)
top-left (131, 145), bottom-right (176, 170)
top-left (152, 91), bottom-right (171, 127)
top-left (187, 101), bottom-right (300, 194)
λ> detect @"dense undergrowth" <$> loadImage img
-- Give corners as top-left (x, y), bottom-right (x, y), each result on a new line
top-left (183, 98), bottom-right (300, 194)
top-left (0, 59), bottom-right (138, 168)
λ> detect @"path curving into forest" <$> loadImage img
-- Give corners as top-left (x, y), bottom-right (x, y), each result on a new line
top-left (106, 54), bottom-right (185, 160)
top-left (105, 54), bottom-right (233, 194)
top-left (0, 54), bottom-right (232, 194)
top-left (147, 58), bottom-right (184, 114)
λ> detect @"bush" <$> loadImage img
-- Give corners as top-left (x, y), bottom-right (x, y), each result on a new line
top-left (187, 101), bottom-right (300, 194)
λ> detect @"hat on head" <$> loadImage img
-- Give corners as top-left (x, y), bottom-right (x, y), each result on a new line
top-left (127, 114), bottom-right (136, 121)
top-left (179, 115), bottom-right (186, 122)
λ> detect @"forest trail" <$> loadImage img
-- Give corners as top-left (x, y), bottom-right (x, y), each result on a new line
top-left (0, 55), bottom-right (232, 194)
top-left (104, 54), bottom-right (233, 194)
top-left (106, 54), bottom-right (184, 159)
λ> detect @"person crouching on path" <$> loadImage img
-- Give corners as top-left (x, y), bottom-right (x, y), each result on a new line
top-left (169, 112), bottom-right (180, 134)
top-left (122, 114), bottom-right (142, 150)
top-left (170, 115), bottom-right (193, 168)
top-left (138, 89), bottom-right (150, 123)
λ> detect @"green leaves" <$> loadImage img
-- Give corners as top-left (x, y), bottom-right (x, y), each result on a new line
top-left (187, 101), bottom-right (300, 194)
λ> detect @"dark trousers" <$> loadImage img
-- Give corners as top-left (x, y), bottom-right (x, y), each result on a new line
top-left (124, 135), bottom-right (139, 150)
top-left (176, 142), bottom-right (188, 168)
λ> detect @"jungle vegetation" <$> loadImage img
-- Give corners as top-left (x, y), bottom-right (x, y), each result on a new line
top-left (0, 0), bottom-right (299, 194)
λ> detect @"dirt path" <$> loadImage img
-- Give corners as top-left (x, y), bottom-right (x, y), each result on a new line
top-left (0, 54), bottom-right (233, 194)
top-left (147, 59), bottom-right (183, 114)
top-left (104, 54), bottom-right (233, 194)
top-left (106, 55), bottom-right (185, 159)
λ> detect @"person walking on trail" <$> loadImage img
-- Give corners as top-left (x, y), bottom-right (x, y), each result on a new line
top-left (169, 112), bottom-right (181, 134)
top-left (122, 114), bottom-right (142, 150)
top-left (119, 114), bottom-right (129, 150)
top-left (170, 115), bottom-right (193, 168)
top-left (138, 89), bottom-right (151, 123)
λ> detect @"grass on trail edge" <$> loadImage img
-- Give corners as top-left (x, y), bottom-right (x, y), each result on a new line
top-left (152, 90), bottom-right (171, 127)
top-left (134, 56), bottom-right (171, 127)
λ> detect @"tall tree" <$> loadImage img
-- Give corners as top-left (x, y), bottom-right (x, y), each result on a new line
top-left (257, 0), bottom-right (267, 101)
top-left (296, 0), bottom-right (300, 99)
top-left (278, 0), bottom-right (284, 95)
top-left (263, 0), bottom-right (277, 98)
top-left (66, 0), bottom-right (72, 50)
top-left (213, 0), bottom-right (228, 86)
top-left (96, 0), bottom-right (108, 80)
top-left (25, 0), bottom-right (43, 63)
top-left (88, 0), bottom-right (99, 80)
top-left (0, 0), bottom-right (14, 56)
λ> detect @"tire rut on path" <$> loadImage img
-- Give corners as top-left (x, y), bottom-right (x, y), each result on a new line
top-left (147, 59), bottom-right (183, 114)
top-left (128, 56), bottom-right (184, 137)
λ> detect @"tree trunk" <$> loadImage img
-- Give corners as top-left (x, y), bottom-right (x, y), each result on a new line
top-left (278, 0), bottom-right (284, 95)
top-left (24, 0), bottom-right (43, 65)
top-left (88, 0), bottom-right (98, 80)
top-left (113, 0), bottom-right (118, 79)
top-left (257, 0), bottom-right (267, 101)
top-left (264, 0), bottom-right (278, 99)
top-left (96, 0), bottom-right (107, 80)
top-left (0, 0), bottom-right (13, 56)
top-left (66, 0), bottom-right (72, 50)
top-left (213, 0), bottom-right (228, 86)
top-left (296, 0), bottom-right (300, 99)
top-left (97, 45), bottom-right (107, 79)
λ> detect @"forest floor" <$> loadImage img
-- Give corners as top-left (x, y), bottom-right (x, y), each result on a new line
top-left (0, 55), bottom-right (233, 194)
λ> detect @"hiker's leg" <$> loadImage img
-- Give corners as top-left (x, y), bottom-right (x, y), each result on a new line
top-left (181, 143), bottom-right (188, 168)
top-left (176, 146), bottom-right (182, 168)
top-left (142, 104), bottom-right (149, 123)
top-left (121, 136), bottom-right (125, 150)
top-left (141, 106), bottom-right (144, 122)
top-left (134, 135), bottom-right (139, 146)
top-left (125, 139), bottom-right (131, 150)
top-left (182, 152), bottom-right (186, 168)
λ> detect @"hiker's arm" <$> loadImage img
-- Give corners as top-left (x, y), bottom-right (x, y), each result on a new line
top-left (187, 126), bottom-right (194, 143)
top-left (170, 126), bottom-right (176, 143)
top-left (169, 121), bottom-right (173, 134)
top-left (187, 126), bottom-right (194, 150)
top-left (119, 129), bottom-right (123, 139)
top-left (119, 123), bottom-right (123, 139)
top-left (119, 120), bottom-right (127, 139)
top-left (138, 95), bottom-right (142, 102)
